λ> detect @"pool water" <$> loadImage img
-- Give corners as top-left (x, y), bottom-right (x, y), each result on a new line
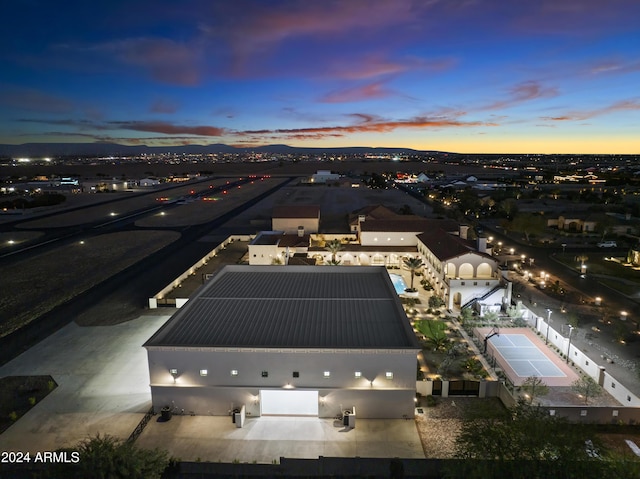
top-left (389, 273), bottom-right (407, 295)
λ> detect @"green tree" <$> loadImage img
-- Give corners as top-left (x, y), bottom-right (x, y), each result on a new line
top-left (520, 376), bottom-right (549, 404)
top-left (324, 239), bottom-right (343, 263)
top-left (449, 400), bottom-right (621, 479)
top-left (508, 213), bottom-right (547, 243)
top-left (403, 257), bottom-right (423, 292)
top-left (50, 434), bottom-right (169, 479)
top-left (575, 254), bottom-right (589, 267)
top-left (459, 307), bottom-right (474, 325)
top-left (571, 376), bottom-right (603, 405)
top-left (416, 320), bottom-right (449, 351)
top-left (428, 295), bottom-right (445, 309)
top-left (483, 310), bottom-right (499, 323)
top-left (498, 198), bottom-right (518, 219)
top-left (593, 213), bottom-right (617, 241)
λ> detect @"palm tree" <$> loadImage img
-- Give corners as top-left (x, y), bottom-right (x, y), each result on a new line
top-left (403, 257), bottom-right (423, 291)
top-left (324, 239), bottom-right (343, 264)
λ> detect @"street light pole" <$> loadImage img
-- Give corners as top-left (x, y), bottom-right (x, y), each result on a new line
top-left (566, 325), bottom-right (574, 363)
top-left (545, 308), bottom-right (552, 345)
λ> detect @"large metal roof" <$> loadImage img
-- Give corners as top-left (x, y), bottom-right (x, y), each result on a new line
top-left (144, 265), bottom-right (419, 350)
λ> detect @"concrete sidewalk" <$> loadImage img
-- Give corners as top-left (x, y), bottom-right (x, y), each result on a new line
top-left (0, 313), bottom-right (171, 452)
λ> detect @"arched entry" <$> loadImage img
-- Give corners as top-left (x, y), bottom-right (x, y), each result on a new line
top-left (453, 292), bottom-right (462, 308)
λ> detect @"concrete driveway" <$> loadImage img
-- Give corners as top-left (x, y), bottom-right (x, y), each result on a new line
top-left (0, 312), bottom-right (171, 452)
top-left (135, 415), bottom-right (425, 463)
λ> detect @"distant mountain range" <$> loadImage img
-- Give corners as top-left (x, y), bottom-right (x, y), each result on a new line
top-left (0, 142), bottom-right (433, 157)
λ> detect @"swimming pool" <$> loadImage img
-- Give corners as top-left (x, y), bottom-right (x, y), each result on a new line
top-left (389, 273), bottom-right (407, 295)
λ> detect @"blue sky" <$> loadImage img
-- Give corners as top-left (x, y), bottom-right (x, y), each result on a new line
top-left (2, 0), bottom-right (640, 153)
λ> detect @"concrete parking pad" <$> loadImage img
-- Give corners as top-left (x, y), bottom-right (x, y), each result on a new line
top-left (0, 313), bottom-right (171, 452)
top-left (135, 415), bottom-right (425, 463)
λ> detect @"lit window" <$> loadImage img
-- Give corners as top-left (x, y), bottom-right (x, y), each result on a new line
top-left (230, 369), bottom-right (238, 376)
top-left (385, 372), bottom-right (394, 380)
top-left (169, 368), bottom-right (178, 375)
top-left (199, 369), bottom-right (208, 376)
top-left (261, 371), bottom-right (268, 378)
top-left (323, 371), bottom-right (331, 378)
top-left (354, 371), bottom-right (362, 378)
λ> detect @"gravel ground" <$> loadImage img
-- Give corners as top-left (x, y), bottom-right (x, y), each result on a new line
top-left (415, 397), bottom-right (504, 458)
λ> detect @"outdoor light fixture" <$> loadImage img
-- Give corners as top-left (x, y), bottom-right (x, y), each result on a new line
top-left (170, 368), bottom-right (178, 382)
top-left (566, 325), bottom-right (575, 363)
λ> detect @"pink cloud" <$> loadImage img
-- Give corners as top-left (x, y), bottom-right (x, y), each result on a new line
top-left (585, 58), bottom-right (640, 76)
top-left (325, 55), bottom-right (456, 80)
top-left (110, 121), bottom-right (226, 136)
top-left (90, 37), bottom-right (201, 86)
top-left (482, 81), bottom-right (558, 111)
top-left (320, 82), bottom-right (395, 103)
top-left (541, 99), bottom-right (640, 122)
top-left (241, 111), bottom-right (494, 141)
top-left (206, 0), bottom-right (451, 77)
top-left (509, 0), bottom-right (640, 36)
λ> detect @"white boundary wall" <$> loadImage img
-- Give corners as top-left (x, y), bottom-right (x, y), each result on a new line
top-left (149, 235), bottom-right (251, 309)
top-left (522, 305), bottom-right (640, 407)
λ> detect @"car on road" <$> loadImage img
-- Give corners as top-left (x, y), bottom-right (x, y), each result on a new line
top-left (597, 241), bottom-right (617, 248)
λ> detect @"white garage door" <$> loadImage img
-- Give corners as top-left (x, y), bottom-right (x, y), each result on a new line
top-left (260, 390), bottom-right (319, 416)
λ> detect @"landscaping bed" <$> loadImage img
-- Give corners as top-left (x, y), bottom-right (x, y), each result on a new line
top-left (0, 375), bottom-right (57, 434)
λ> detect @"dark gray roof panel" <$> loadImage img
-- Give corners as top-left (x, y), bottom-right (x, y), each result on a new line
top-left (145, 265), bottom-right (418, 350)
top-left (203, 270), bottom-right (391, 299)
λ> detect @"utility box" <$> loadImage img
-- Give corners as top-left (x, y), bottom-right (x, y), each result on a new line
top-left (233, 405), bottom-right (246, 428)
top-left (343, 407), bottom-right (356, 428)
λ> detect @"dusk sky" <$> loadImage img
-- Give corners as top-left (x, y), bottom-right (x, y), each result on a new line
top-left (2, 0), bottom-right (640, 153)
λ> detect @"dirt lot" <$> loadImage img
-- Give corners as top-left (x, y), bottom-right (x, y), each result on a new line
top-left (0, 230), bottom-right (179, 337)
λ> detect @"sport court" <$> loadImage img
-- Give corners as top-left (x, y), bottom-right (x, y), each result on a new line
top-left (475, 327), bottom-right (579, 386)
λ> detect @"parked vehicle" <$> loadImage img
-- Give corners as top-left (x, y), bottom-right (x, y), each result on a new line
top-left (597, 241), bottom-right (617, 248)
